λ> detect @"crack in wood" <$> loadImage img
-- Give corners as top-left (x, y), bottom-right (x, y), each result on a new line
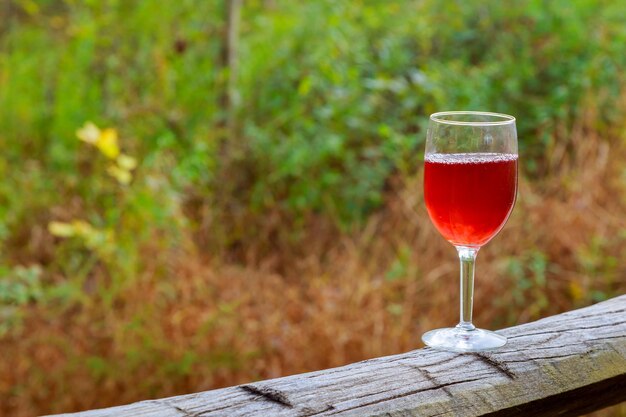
top-left (576, 321), bottom-right (626, 330)
top-left (505, 352), bottom-right (580, 363)
top-left (537, 332), bottom-right (561, 344)
top-left (299, 404), bottom-right (336, 417)
top-left (429, 410), bottom-right (455, 417)
top-left (420, 368), bottom-right (454, 398)
top-left (324, 377), bottom-right (484, 415)
top-left (472, 353), bottom-right (516, 380)
top-left (495, 334), bottom-right (563, 354)
top-left (409, 354), bottom-right (464, 369)
top-left (499, 344), bottom-right (572, 354)
top-left (148, 400), bottom-right (204, 417)
top-left (570, 307), bottom-right (626, 320)
top-left (597, 335), bottom-right (626, 341)
top-left (509, 320), bottom-right (626, 340)
top-left (240, 384), bottom-right (294, 408)
top-left (399, 363), bottom-right (455, 398)
top-left (172, 405), bottom-right (203, 417)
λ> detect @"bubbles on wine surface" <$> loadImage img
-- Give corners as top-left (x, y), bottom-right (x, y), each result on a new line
top-left (425, 153), bottom-right (518, 164)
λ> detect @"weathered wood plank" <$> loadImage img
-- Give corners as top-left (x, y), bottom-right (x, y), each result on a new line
top-left (50, 295), bottom-right (626, 417)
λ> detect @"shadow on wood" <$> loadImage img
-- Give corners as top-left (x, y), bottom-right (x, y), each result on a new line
top-left (50, 295), bottom-right (626, 417)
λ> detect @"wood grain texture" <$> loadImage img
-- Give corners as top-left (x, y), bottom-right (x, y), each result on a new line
top-left (50, 295), bottom-right (626, 417)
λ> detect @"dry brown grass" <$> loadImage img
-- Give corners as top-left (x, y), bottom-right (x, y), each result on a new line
top-left (2, 112), bottom-right (626, 416)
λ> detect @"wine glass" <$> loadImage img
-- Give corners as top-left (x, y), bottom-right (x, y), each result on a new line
top-left (422, 111), bottom-right (518, 352)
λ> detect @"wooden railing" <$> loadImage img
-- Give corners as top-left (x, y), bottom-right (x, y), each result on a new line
top-left (51, 295), bottom-right (626, 417)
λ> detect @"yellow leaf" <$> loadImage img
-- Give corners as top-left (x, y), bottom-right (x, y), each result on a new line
top-left (107, 164), bottom-right (132, 185)
top-left (48, 221), bottom-right (76, 237)
top-left (76, 122), bottom-right (100, 145)
top-left (71, 220), bottom-right (95, 236)
top-left (117, 154), bottom-right (137, 170)
top-left (96, 128), bottom-right (120, 159)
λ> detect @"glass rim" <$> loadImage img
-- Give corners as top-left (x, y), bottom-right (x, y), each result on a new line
top-left (430, 111), bottom-right (516, 126)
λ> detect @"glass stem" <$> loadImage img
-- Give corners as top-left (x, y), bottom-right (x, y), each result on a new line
top-left (456, 246), bottom-right (479, 331)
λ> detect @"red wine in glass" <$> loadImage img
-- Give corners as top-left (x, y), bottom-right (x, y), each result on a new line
top-left (421, 111), bottom-right (518, 352)
top-left (424, 153), bottom-right (517, 247)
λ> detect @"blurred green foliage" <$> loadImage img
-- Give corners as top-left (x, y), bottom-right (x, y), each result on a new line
top-left (2, 0), bottom-right (626, 243)
top-left (0, 0), bottom-right (624, 316)
top-left (1, 0), bottom-right (626, 314)
top-left (0, 265), bottom-right (42, 335)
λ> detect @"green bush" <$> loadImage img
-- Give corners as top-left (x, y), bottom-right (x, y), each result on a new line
top-left (238, 0), bottom-right (626, 225)
top-left (1, 0), bottom-right (625, 279)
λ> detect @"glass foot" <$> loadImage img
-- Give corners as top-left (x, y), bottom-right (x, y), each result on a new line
top-left (422, 327), bottom-right (507, 353)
